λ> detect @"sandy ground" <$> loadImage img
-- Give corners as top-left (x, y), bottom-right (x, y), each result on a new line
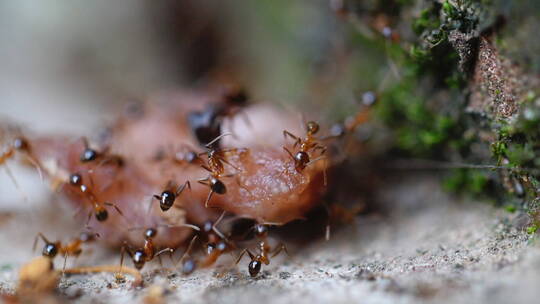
top-left (0, 174), bottom-right (538, 304)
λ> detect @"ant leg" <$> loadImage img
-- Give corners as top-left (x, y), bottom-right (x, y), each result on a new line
top-left (104, 202), bottom-right (125, 217)
top-left (205, 133), bottom-right (233, 148)
top-left (62, 254), bottom-right (69, 276)
top-left (203, 190), bottom-right (214, 208)
top-left (200, 165), bottom-right (212, 173)
top-left (175, 181), bottom-right (191, 196)
top-left (176, 235), bottom-right (198, 267)
top-left (3, 163), bottom-right (27, 201)
top-left (306, 156), bottom-right (328, 187)
top-left (271, 243), bottom-right (289, 258)
top-left (283, 147), bottom-right (294, 160)
top-left (234, 249), bottom-right (248, 265)
top-left (218, 156), bottom-right (241, 172)
top-left (32, 233), bottom-right (50, 252)
top-left (283, 130), bottom-right (299, 143)
top-left (148, 195), bottom-right (158, 214)
top-left (86, 211), bottom-right (93, 226)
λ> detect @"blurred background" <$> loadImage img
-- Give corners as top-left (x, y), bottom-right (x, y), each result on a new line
top-left (1, 1), bottom-right (540, 303)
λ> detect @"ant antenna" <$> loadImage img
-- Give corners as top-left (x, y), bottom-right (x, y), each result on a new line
top-left (205, 133), bottom-right (233, 148)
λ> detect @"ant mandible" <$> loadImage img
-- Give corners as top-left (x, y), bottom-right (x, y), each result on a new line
top-left (197, 134), bottom-right (247, 208)
top-left (151, 180), bottom-right (191, 212)
top-left (283, 121), bottom-right (328, 184)
top-left (68, 172), bottom-right (124, 223)
top-left (33, 232), bottom-right (98, 271)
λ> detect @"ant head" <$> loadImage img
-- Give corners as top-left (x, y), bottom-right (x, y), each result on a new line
top-left (254, 224), bottom-right (268, 238)
top-left (132, 250), bottom-right (146, 270)
top-left (210, 177), bottom-right (227, 194)
top-left (80, 148), bottom-right (98, 162)
top-left (42, 243), bottom-right (58, 258)
top-left (69, 173), bottom-right (82, 186)
top-left (95, 208), bottom-right (108, 222)
top-left (182, 258), bottom-right (197, 275)
top-left (306, 121), bottom-right (320, 135)
top-left (159, 190), bottom-right (176, 211)
top-left (145, 228), bottom-right (157, 239)
top-left (248, 260), bottom-right (262, 277)
top-left (13, 137), bottom-right (29, 151)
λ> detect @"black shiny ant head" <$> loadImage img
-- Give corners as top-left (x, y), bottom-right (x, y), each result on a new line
top-left (13, 137), bottom-right (29, 151)
top-left (80, 148), bottom-right (98, 162)
top-left (156, 190), bottom-right (176, 211)
top-left (210, 177), bottom-right (227, 195)
top-left (187, 106), bottom-right (221, 147)
top-left (254, 224), bottom-right (268, 238)
top-left (132, 250), bottom-right (146, 270)
top-left (306, 121), bottom-right (320, 135)
top-left (95, 208), bottom-right (108, 222)
top-left (182, 258), bottom-right (197, 275)
top-left (248, 260), bottom-right (262, 277)
top-left (42, 243), bottom-right (58, 258)
top-left (294, 151), bottom-right (309, 170)
top-left (69, 173), bottom-right (83, 186)
top-left (145, 228), bottom-right (157, 239)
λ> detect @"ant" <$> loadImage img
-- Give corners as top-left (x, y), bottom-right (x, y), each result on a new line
top-left (79, 137), bottom-right (123, 167)
top-left (68, 172), bottom-right (124, 223)
top-left (187, 87), bottom-right (250, 147)
top-left (120, 224), bottom-right (199, 271)
top-left (151, 180), bottom-right (191, 212)
top-left (283, 121), bottom-right (328, 184)
top-left (198, 212), bottom-right (236, 268)
top-left (235, 225), bottom-right (288, 277)
top-left (33, 232), bottom-right (99, 271)
top-left (197, 134), bottom-right (247, 207)
top-left (1, 135), bottom-right (43, 195)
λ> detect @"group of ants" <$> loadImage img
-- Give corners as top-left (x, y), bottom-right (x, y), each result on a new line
top-left (1, 88), bottom-right (369, 282)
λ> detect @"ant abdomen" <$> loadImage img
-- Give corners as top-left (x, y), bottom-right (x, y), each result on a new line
top-left (210, 177), bottom-right (226, 195)
top-left (248, 260), bottom-right (262, 277)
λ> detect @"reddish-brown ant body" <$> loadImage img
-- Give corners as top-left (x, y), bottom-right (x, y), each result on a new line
top-left (68, 172), bottom-right (124, 222)
top-left (1, 135), bottom-right (42, 192)
top-left (198, 134), bottom-right (247, 207)
top-left (235, 224), bottom-right (287, 277)
top-left (33, 232), bottom-right (98, 270)
top-left (120, 228), bottom-right (174, 270)
top-left (152, 180), bottom-right (191, 212)
top-left (120, 224), bottom-right (199, 271)
top-left (283, 121), bottom-right (327, 172)
top-left (79, 137), bottom-right (123, 167)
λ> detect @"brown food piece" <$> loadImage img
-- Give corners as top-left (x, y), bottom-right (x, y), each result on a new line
top-left (20, 91), bottom-right (329, 247)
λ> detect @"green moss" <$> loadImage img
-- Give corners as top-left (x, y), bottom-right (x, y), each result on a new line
top-left (443, 169), bottom-right (490, 196)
